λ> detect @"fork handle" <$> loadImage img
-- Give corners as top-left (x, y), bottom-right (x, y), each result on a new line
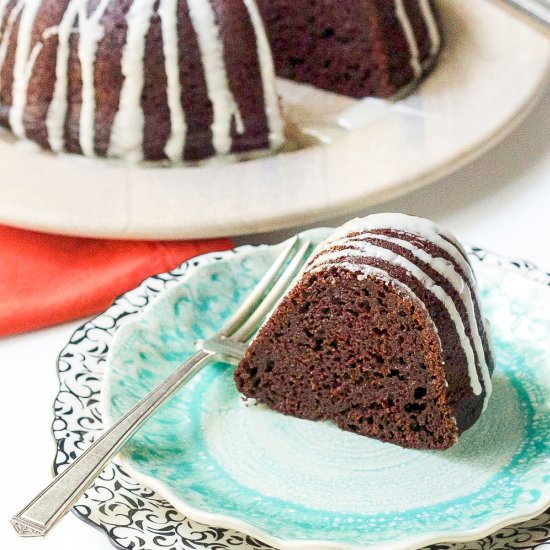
top-left (10, 349), bottom-right (214, 537)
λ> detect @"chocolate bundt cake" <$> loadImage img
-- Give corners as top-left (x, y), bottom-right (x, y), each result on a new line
top-left (0, 0), bottom-right (441, 161)
top-left (0, 0), bottom-right (283, 161)
top-left (235, 214), bottom-right (494, 450)
top-left (257, 0), bottom-right (441, 99)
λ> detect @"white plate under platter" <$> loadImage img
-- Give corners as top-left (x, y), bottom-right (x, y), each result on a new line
top-left (0, 0), bottom-right (549, 240)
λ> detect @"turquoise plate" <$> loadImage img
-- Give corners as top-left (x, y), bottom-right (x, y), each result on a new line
top-left (103, 229), bottom-right (550, 550)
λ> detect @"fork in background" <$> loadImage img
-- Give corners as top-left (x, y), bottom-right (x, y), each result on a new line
top-left (11, 235), bottom-right (312, 538)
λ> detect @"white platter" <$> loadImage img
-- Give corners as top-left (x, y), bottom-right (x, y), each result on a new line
top-left (0, 0), bottom-right (548, 239)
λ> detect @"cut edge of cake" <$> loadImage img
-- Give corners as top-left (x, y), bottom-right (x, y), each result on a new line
top-left (234, 213), bottom-right (494, 450)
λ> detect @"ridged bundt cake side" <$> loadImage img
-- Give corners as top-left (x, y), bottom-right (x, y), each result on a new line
top-left (235, 214), bottom-right (494, 450)
top-left (0, 0), bottom-right (283, 161)
top-left (0, 0), bottom-right (443, 161)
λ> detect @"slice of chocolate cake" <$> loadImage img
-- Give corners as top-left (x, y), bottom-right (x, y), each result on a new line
top-left (234, 214), bottom-right (494, 450)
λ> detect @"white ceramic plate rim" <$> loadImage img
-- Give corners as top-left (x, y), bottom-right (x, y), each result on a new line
top-left (101, 240), bottom-right (550, 550)
top-left (1, 0), bottom-right (550, 239)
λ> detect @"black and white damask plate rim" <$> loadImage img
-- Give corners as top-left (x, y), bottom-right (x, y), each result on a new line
top-left (51, 244), bottom-right (550, 550)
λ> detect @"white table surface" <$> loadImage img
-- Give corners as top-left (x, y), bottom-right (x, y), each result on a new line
top-left (1, 76), bottom-right (549, 550)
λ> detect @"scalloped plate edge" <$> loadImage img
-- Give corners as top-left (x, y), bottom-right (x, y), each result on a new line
top-left (113, 454), bottom-right (550, 550)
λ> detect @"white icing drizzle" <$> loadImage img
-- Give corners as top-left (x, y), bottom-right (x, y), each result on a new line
top-left (108, 0), bottom-right (156, 161)
top-left (46, 0), bottom-right (79, 152)
top-left (329, 215), bottom-right (470, 282)
top-left (8, 0), bottom-right (41, 137)
top-left (0, 1), bottom-right (24, 81)
top-left (242, 0), bottom-right (283, 148)
top-left (22, 34), bottom-right (43, 86)
top-left (186, 0), bottom-right (243, 155)
top-left (78, 0), bottom-right (111, 157)
top-left (359, 231), bottom-right (492, 409)
top-left (158, 0), bottom-right (186, 163)
top-left (326, 213), bottom-right (493, 406)
top-left (234, 109), bottom-right (244, 134)
top-left (330, 214), bottom-right (490, 333)
top-left (311, 242), bottom-right (483, 397)
top-left (419, 0), bottom-right (441, 56)
top-left (41, 24), bottom-right (57, 39)
top-left (1, 0), bottom-right (279, 160)
top-left (394, 0), bottom-right (421, 78)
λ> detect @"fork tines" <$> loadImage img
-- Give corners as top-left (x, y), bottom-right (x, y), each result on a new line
top-left (213, 236), bottom-right (312, 348)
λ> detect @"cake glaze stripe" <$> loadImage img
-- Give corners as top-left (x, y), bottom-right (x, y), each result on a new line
top-left (22, 33), bottom-right (44, 95)
top-left (310, 243), bottom-right (483, 396)
top-left (359, 232), bottom-right (492, 408)
top-left (187, 0), bottom-right (243, 155)
top-left (158, 0), bottom-right (186, 162)
top-left (329, 216), bottom-right (478, 304)
top-left (242, 0), bottom-right (283, 147)
top-left (108, 0), bottom-right (157, 161)
top-left (419, 0), bottom-right (441, 56)
top-left (46, 0), bottom-right (79, 152)
top-left (0, 0), bottom-right (279, 159)
top-left (7, 0), bottom-right (41, 137)
top-left (394, 0), bottom-right (421, 78)
top-left (331, 214), bottom-right (494, 373)
top-left (327, 214), bottom-right (493, 403)
top-left (78, 0), bottom-right (111, 157)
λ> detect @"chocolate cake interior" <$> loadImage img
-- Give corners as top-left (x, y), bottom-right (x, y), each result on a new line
top-left (236, 267), bottom-right (457, 450)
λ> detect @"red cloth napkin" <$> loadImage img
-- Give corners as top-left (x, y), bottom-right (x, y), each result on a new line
top-left (0, 225), bottom-right (233, 337)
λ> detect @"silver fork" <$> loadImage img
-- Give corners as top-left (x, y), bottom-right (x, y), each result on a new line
top-left (10, 236), bottom-right (312, 538)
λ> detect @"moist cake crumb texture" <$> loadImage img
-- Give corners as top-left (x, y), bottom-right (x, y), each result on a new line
top-left (235, 213), bottom-right (494, 450)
